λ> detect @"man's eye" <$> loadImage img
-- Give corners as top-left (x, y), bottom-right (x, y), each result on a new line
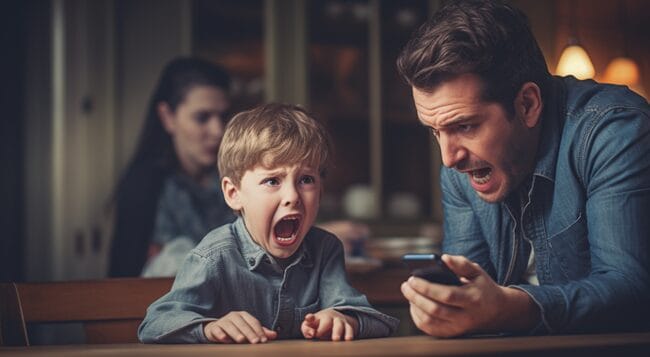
top-left (457, 124), bottom-right (475, 133)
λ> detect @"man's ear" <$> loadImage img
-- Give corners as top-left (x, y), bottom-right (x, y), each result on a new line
top-left (515, 82), bottom-right (543, 128)
top-left (222, 176), bottom-right (243, 211)
top-left (157, 102), bottom-right (176, 134)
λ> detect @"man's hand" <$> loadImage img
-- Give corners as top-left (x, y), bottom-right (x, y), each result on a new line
top-left (301, 308), bottom-right (359, 341)
top-left (203, 311), bottom-right (277, 344)
top-left (400, 254), bottom-right (539, 337)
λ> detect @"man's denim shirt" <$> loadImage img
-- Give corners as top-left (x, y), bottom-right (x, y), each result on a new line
top-left (441, 76), bottom-right (650, 334)
top-left (139, 217), bottom-right (399, 343)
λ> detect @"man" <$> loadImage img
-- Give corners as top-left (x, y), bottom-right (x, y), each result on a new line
top-left (397, 0), bottom-right (650, 336)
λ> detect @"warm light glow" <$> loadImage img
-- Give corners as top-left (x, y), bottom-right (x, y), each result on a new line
top-left (603, 57), bottom-right (640, 85)
top-left (556, 45), bottom-right (595, 79)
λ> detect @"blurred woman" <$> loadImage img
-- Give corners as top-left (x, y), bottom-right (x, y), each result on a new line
top-left (109, 57), bottom-right (234, 277)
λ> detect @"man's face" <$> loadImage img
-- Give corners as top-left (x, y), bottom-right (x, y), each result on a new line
top-left (222, 163), bottom-right (321, 260)
top-left (412, 74), bottom-right (539, 203)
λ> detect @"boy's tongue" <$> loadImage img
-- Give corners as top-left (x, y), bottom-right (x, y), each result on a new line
top-left (275, 219), bottom-right (297, 238)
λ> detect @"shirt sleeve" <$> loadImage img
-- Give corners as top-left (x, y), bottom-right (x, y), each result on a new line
top-left (515, 106), bottom-right (650, 334)
top-left (138, 251), bottom-right (220, 343)
top-left (317, 235), bottom-right (400, 338)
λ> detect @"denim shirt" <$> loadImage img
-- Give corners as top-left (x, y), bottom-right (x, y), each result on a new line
top-left (153, 172), bottom-right (235, 246)
top-left (138, 217), bottom-right (399, 343)
top-left (441, 76), bottom-right (650, 334)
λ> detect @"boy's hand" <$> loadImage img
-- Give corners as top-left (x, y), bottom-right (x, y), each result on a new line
top-left (301, 308), bottom-right (359, 341)
top-left (203, 311), bottom-right (277, 344)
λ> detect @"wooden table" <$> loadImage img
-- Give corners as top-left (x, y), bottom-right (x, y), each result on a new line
top-left (2, 333), bottom-right (649, 356)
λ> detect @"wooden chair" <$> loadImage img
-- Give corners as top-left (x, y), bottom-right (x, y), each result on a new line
top-left (0, 277), bottom-right (173, 346)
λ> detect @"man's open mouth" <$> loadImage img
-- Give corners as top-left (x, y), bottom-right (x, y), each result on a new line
top-left (470, 167), bottom-right (492, 185)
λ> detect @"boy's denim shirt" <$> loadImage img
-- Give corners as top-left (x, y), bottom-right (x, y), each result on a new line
top-left (139, 217), bottom-right (399, 343)
top-left (441, 76), bottom-right (650, 334)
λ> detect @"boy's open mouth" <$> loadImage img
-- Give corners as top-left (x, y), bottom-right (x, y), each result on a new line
top-left (273, 216), bottom-right (301, 246)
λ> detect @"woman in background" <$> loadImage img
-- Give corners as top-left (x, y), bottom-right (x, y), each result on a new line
top-left (109, 57), bottom-right (368, 277)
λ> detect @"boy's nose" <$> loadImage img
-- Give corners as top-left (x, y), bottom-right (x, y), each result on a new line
top-left (282, 185), bottom-right (301, 207)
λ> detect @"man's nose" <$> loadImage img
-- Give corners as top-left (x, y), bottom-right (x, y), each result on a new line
top-left (439, 135), bottom-right (466, 168)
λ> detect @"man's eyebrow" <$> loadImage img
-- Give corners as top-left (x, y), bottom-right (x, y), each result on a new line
top-left (421, 115), bottom-right (474, 129)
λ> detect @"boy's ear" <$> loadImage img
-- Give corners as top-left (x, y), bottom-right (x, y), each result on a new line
top-left (157, 102), bottom-right (176, 134)
top-left (222, 176), bottom-right (243, 211)
top-left (515, 82), bottom-right (543, 129)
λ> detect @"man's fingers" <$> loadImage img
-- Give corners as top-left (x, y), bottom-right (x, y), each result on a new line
top-left (405, 276), bottom-right (467, 308)
top-left (442, 254), bottom-right (483, 279)
top-left (409, 303), bottom-right (453, 337)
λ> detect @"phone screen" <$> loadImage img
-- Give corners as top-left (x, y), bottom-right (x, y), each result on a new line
top-left (402, 254), bottom-right (462, 286)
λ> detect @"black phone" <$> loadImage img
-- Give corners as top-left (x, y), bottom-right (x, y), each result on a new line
top-left (402, 253), bottom-right (462, 286)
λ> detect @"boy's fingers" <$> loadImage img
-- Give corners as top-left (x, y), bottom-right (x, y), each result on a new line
top-left (315, 317), bottom-right (333, 339)
top-left (301, 323), bottom-right (315, 339)
top-left (344, 321), bottom-right (355, 341)
top-left (206, 324), bottom-right (231, 343)
top-left (219, 319), bottom-right (248, 344)
top-left (263, 327), bottom-right (278, 340)
top-left (239, 313), bottom-right (268, 342)
top-left (331, 318), bottom-right (343, 341)
top-left (230, 314), bottom-right (263, 343)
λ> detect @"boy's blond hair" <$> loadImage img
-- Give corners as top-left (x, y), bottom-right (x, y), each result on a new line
top-left (218, 103), bottom-right (332, 186)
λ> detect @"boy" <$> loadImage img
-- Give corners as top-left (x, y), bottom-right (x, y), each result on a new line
top-left (138, 103), bottom-right (399, 343)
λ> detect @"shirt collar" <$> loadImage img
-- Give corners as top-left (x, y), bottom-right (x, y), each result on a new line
top-left (531, 77), bottom-right (567, 183)
top-left (233, 216), bottom-right (312, 271)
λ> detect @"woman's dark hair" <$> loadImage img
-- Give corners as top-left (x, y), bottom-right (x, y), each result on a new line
top-left (396, 0), bottom-right (551, 116)
top-left (131, 57), bottom-right (231, 170)
top-left (109, 57), bottom-right (230, 277)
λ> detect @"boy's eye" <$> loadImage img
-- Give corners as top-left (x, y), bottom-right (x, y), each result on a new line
top-left (262, 177), bottom-right (280, 186)
top-left (299, 175), bottom-right (316, 185)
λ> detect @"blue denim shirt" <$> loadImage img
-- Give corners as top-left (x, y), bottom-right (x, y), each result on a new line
top-left (138, 217), bottom-right (399, 343)
top-left (441, 76), bottom-right (650, 334)
top-left (153, 172), bottom-right (235, 246)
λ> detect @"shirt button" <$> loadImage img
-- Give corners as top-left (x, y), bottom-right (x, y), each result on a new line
top-left (276, 325), bottom-right (283, 333)
top-left (248, 258), bottom-right (255, 266)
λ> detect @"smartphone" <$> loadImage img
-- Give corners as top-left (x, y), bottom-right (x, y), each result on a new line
top-left (402, 253), bottom-right (462, 286)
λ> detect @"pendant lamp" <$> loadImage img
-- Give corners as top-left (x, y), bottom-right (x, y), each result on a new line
top-left (555, 2), bottom-right (595, 79)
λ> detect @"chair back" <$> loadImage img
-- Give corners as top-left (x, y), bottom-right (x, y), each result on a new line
top-left (0, 277), bottom-right (173, 346)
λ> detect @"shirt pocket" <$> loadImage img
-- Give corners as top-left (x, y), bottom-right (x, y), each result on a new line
top-left (548, 213), bottom-right (590, 281)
